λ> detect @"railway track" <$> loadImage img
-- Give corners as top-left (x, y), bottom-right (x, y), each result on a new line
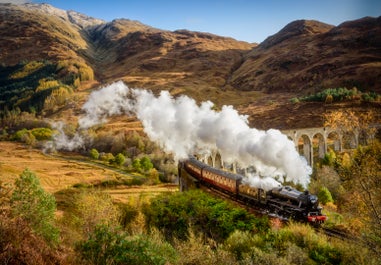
top-left (318, 227), bottom-right (357, 241)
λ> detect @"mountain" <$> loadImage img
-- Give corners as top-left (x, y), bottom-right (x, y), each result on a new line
top-left (0, 3), bottom-right (253, 114)
top-left (0, 3), bottom-right (380, 129)
top-left (229, 17), bottom-right (381, 94)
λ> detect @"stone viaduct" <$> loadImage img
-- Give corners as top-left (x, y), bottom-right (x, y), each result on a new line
top-left (198, 126), bottom-right (373, 170)
top-left (281, 127), bottom-right (359, 166)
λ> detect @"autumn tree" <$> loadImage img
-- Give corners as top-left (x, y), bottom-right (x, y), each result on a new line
top-left (10, 169), bottom-right (59, 244)
top-left (70, 190), bottom-right (120, 237)
top-left (340, 141), bottom-right (381, 254)
top-left (324, 109), bottom-right (378, 146)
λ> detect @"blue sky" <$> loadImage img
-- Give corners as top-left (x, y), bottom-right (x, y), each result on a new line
top-left (3, 0), bottom-right (381, 43)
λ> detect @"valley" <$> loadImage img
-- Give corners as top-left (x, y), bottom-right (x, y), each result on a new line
top-left (0, 3), bottom-right (380, 264)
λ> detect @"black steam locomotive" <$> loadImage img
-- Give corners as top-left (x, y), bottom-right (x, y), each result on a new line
top-left (179, 157), bottom-right (327, 224)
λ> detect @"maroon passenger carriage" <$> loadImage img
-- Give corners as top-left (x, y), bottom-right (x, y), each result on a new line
top-left (179, 157), bottom-right (327, 225)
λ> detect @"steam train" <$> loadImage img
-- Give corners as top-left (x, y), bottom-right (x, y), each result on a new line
top-left (178, 157), bottom-right (327, 224)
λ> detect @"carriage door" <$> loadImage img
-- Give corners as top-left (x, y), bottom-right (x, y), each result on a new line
top-left (258, 189), bottom-right (267, 204)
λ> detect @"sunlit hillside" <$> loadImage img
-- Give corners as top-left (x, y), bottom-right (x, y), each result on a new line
top-left (1, 3), bottom-right (380, 129)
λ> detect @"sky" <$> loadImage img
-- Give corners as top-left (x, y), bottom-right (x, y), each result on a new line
top-left (2, 0), bottom-right (380, 43)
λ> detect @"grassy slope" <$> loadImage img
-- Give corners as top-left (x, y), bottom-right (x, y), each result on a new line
top-left (0, 141), bottom-right (178, 203)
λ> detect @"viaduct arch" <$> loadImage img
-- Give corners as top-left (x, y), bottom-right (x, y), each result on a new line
top-left (200, 127), bottom-right (372, 169)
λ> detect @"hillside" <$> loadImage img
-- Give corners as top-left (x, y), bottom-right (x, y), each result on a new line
top-left (0, 3), bottom-right (380, 129)
top-left (230, 17), bottom-right (381, 94)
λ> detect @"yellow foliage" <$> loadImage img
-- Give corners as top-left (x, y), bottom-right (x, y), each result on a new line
top-left (36, 79), bottom-right (59, 92)
top-left (56, 60), bottom-right (94, 82)
top-left (73, 190), bottom-right (120, 237)
top-left (325, 94), bottom-right (333, 104)
top-left (324, 110), bottom-right (377, 145)
top-left (43, 86), bottom-right (73, 109)
top-left (73, 77), bottom-right (81, 88)
top-left (324, 201), bottom-right (337, 211)
top-left (340, 152), bottom-right (352, 169)
top-left (78, 66), bottom-right (94, 81)
top-left (10, 61), bottom-right (44, 79)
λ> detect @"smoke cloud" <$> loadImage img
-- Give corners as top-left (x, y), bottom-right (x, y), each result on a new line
top-left (44, 121), bottom-right (86, 152)
top-left (76, 81), bottom-right (311, 189)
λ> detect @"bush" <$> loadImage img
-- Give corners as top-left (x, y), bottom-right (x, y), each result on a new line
top-left (296, 87), bottom-right (381, 103)
top-left (318, 186), bottom-right (334, 205)
top-left (141, 156), bottom-right (153, 171)
top-left (12, 129), bottom-right (36, 145)
top-left (89, 148), bottom-right (99, 159)
top-left (224, 230), bottom-right (255, 260)
top-left (174, 231), bottom-right (237, 265)
top-left (70, 190), bottom-right (120, 237)
top-left (147, 168), bottom-right (160, 184)
top-left (143, 190), bottom-right (267, 242)
top-left (309, 244), bottom-right (342, 264)
top-left (76, 225), bottom-right (178, 265)
top-left (114, 153), bottom-right (126, 166)
top-left (132, 158), bottom-right (141, 171)
top-left (10, 169), bottom-right (59, 244)
top-left (31, 127), bottom-right (53, 140)
top-left (12, 127), bottom-right (53, 144)
top-left (100, 152), bottom-right (114, 164)
top-left (118, 203), bottom-right (139, 229)
top-left (321, 149), bottom-right (336, 166)
top-left (0, 214), bottom-right (63, 264)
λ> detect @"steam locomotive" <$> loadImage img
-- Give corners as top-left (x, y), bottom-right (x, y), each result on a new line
top-left (178, 157), bottom-right (327, 224)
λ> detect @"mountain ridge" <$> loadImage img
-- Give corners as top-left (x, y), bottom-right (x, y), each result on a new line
top-left (259, 19), bottom-right (334, 49)
top-left (0, 3), bottom-right (380, 129)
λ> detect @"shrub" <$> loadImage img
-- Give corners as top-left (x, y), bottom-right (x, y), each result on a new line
top-left (147, 168), bottom-right (160, 184)
top-left (31, 127), bottom-right (53, 140)
top-left (70, 190), bottom-right (120, 237)
top-left (296, 87), bottom-right (381, 103)
top-left (10, 169), bottom-right (59, 244)
top-left (100, 152), bottom-right (115, 164)
top-left (224, 230), bottom-right (255, 260)
top-left (0, 214), bottom-right (63, 264)
top-left (140, 156), bottom-right (153, 171)
top-left (118, 203), bottom-right (139, 229)
top-left (89, 148), bottom-right (99, 159)
top-left (114, 153), bottom-right (126, 166)
top-left (321, 149), bottom-right (336, 166)
top-left (76, 225), bottom-right (178, 265)
top-left (318, 187), bottom-right (334, 205)
top-left (309, 244), bottom-right (342, 264)
top-left (12, 127), bottom-right (53, 144)
top-left (175, 230), bottom-right (237, 265)
top-left (143, 190), bottom-right (267, 242)
top-left (132, 158), bottom-right (141, 171)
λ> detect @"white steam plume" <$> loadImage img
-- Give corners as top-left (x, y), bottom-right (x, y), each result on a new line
top-left (77, 81), bottom-right (312, 189)
top-left (44, 122), bottom-right (86, 152)
top-left (243, 174), bottom-right (282, 191)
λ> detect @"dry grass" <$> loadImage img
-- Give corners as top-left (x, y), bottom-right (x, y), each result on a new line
top-left (107, 184), bottom-right (177, 204)
top-left (0, 142), bottom-right (118, 192)
top-left (0, 142), bottom-right (178, 201)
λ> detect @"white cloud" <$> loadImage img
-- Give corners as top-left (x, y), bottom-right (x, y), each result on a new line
top-left (0, 0), bottom-right (30, 4)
